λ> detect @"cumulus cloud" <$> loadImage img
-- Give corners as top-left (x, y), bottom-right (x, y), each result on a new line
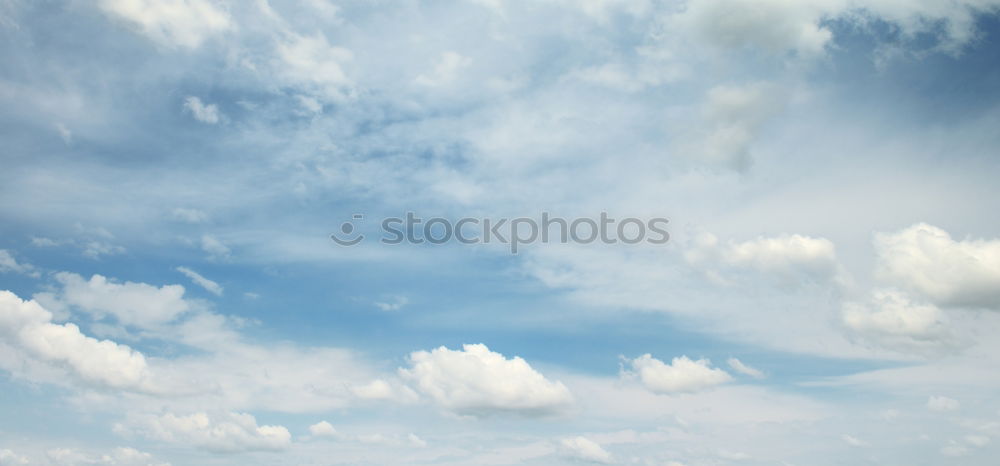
top-left (35, 272), bottom-right (190, 328)
top-left (124, 411), bottom-right (291, 453)
top-left (560, 436), bottom-right (613, 464)
top-left (276, 32), bottom-right (354, 102)
top-left (875, 223), bottom-right (1000, 310)
top-left (687, 231), bottom-right (839, 284)
top-left (0, 290), bottom-right (153, 391)
top-left (175, 266), bottom-right (223, 296)
top-left (625, 354), bottom-right (731, 394)
top-left (727, 358), bottom-right (765, 379)
top-left (927, 395), bottom-right (960, 412)
top-left (841, 289), bottom-right (952, 351)
top-left (44, 447), bottom-right (170, 466)
top-left (399, 343), bottom-right (573, 416)
top-left (309, 420), bottom-right (338, 438)
top-left (183, 96), bottom-right (221, 124)
top-left (99, 0), bottom-right (231, 48)
top-left (0, 250), bottom-right (39, 277)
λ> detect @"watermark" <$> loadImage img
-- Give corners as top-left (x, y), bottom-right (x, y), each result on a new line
top-left (331, 212), bottom-right (669, 254)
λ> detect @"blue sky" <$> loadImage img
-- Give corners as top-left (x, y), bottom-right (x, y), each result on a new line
top-left (2, 0), bottom-right (1000, 465)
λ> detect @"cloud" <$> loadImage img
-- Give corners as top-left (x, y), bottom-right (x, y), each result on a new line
top-left (44, 446), bottom-right (169, 466)
top-left (841, 434), bottom-right (869, 447)
top-left (275, 32), bottom-right (353, 102)
top-left (625, 354), bottom-right (731, 394)
top-left (875, 223), bottom-right (1000, 310)
top-left (399, 343), bottom-right (573, 416)
top-left (560, 436), bottom-right (613, 464)
top-left (927, 395), bottom-right (960, 412)
top-left (726, 358), bottom-right (765, 379)
top-left (716, 232), bottom-right (838, 280)
top-left (308, 420), bottom-right (337, 438)
top-left (200, 234), bottom-right (231, 259)
top-left (373, 296), bottom-right (408, 312)
top-left (98, 0), bottom-right (232, 48)
top-left (415, 51), bottom-right (472, 87)
top-left (170, 207), bottom-right (208, 223)
top-left (841, 289), bottom-right (953, 351)
top-left (0, 449), bottom-right (29, 465)
top-left (674, 0), bottom-right (835, 56)
top-left (0, 250), bottom-right (39, 277)
top-left (350, 378), bottom-right (396, 400)
top-left (681, 82), bottom-right (788, 171)
top-left (175, 266), bottom-right (223, 296)
top-left (124, 411), bottom-right (291, 453)
top-left (0, 290), bottom-right (153, 391)
top-left (36, 272), bottom-right (191, 328)
top-left (183, 96), bottom-right (221, 124)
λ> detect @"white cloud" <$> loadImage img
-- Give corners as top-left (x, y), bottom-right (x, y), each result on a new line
top-left (200, 234), bottom-right (231, 259)
top-left (691, 232), bottom-right (840, 282)
top-left (98, 0), bottom-right (231, 48)
top-left (308, 420), bottom-right (338, 438)
top-left (841, 434), bottom-right (869, 447)
top-left (183, 96), bottom-right (221, 124)
top-left (0, 449), bottom-right (29, 465)
top-left (36, 272), bottom-right (191, 328)
top-left (176, 266), bottom-right (223, 296)
top-left (276, 32), bottom-right (354, 102)
top-left (125, 411), bottom-right (291, 453)
top-left (625, 354), bottom-right (731, 394)
top-left (0, 250), bottom-right (39, 277)
top-left (726, 358), bottom-right (765, 379)
top-left (842, 289), bottom-right (952, 351)
top-left (560, 436), bottom-right (613, 464)
top-left (399, 343), bottom-right (573, 416)
top-left (351, 378), bottom-right (396, 400)
top-left (0, 290), bottom-right (153, 391)
top-left (927, 395), bottom-right (960, 412)
top-left (875, 223), bottom-right (1000, 310)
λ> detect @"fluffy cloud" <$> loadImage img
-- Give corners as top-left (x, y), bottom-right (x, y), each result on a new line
top-left (688, 231), bottom-right (839, 283)
top-left (841, 289), bottom-right (952, 351)
top-left (399, 343), bottom-right (573, 416)
top-left (308, 421), bottom-right (337, 438)
top-left (625, 354), bottom-right (731, 394)
top-left (124, 411), bottom-right (291, 453)
top-left (99, 0), bottom-right (231, 48)
top-left (35, 272), bottom-right (191, 328)
top-left (175, 266), bottom-right (223, 296)
top-left (275, 32), bottom-right (354, 102)
top-left (45, 447), bottom-right (169, 466)
top-left (875, 223), bottom-right (1000, 310)
top-left (0, 290), bottom-right (152, 390)
top-left (183, 96), bottom-right (221, 124)
top-left (560, 436), bottom-right (614, 464)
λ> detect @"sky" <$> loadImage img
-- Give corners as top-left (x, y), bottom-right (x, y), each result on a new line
top-left (2, 0), bottom-right (1000, 465)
